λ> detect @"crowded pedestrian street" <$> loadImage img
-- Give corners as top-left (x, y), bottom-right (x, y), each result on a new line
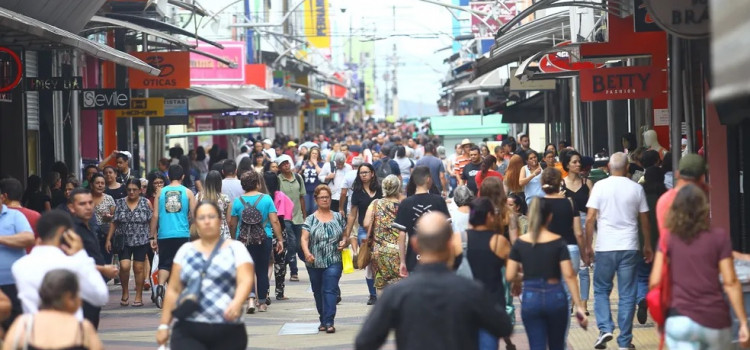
top-left (0, 0), bottom-right (749, 349)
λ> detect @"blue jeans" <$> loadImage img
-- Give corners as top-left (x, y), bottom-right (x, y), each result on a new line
top-left (521, 279), bottom-right (569, 350)
top-left (578, 212), bottom-right (591, 301)
top-left (304, 193), bottom-right (318, 214)
top-left (665, 316), bottom-right (732, 350)
top-left (478, 329), bottom-right (499, 350)
top-left (307, 262), bottom-right (342, 326)
top-left (636, 255), bottom-right (652, 304)
top-left (286, 222), bottom-right (303, 276)
top-left (247, 238), bottom-right (272, 303)
top-left (594, 250), bottom-right (638, 348)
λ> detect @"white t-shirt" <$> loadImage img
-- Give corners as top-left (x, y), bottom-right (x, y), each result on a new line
top-left (586, 176), bottom-right (649, 252)
top-left (343, 170), bottom-right (358, 211)
top-left (222, 178), bottom-right (244, 203)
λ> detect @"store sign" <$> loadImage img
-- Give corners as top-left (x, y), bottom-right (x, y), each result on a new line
top-left (0, 47), bottom-right (23, 93)
top-left (25, 77), bottom-right (82, 91)
top-left (115, 97), bottom-right (165, 117)
top-left (190, 42), bottom-right (244, 85)
top-left (539, 42), bottom-right (604, 74)
top-left (164, 98), bottom-right (188, 116)
top-left (304, 0), bottom-right (330, 49)
top-left (310, 99), bottom-right (327, 108)
top-left (81, 89), bottom-right (130, 110)
top-left (510, 69), bottom-right (556, 91)
top-left (579, 66), bottom-right (663, 101)
top-left (633, 0), bottom-right (663, 32)
top-left (643, 0), bottom-right (709, 39)
top-left (470, 1), bottom-right (518, 39)
top-left (128, 52), bottom-right (190, 89)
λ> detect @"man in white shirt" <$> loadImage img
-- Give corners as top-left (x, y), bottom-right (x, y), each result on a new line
top-left (235, 145), bottom-right (250, 166)
top-left (221, 160), bottom-right (244, 203)
top-left (263, 139), bottom-right (277, 161)
top-left (318, 153), bottom-right (352, 212)
top-left (340, 156), bottom-right (364, 215)
top-left (13, 210), bottom-right (108, 320)
top-left (585, 152), bottom-right (652, 350)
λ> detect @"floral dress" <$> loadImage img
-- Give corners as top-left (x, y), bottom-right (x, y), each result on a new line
top-left (113, 197), bottom-right (152, 248)
top-left (197, 192), bottom-right (231, 239)
top-left (368, 199), bottom-right (402, 289)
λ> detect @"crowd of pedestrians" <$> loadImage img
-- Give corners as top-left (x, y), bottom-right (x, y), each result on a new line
top-left (0, 120), bottom-right (748, 350)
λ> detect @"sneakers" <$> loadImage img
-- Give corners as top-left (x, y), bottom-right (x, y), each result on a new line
top-left (594, 331), bottom-right (613, 349)
top-left (367, 295), bottom-right (377, 305)
top-left (637, 299), bottom-right (648, 324)
top-left (619, 345), bottom-right (636, 350)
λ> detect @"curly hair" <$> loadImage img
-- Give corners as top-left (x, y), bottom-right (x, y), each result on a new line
top-left (240, 170), bottom-right (261, 192)
top-left (314, 185), bottom-right (332, 199)
top-left (666, 184), bottom-right (710, 243)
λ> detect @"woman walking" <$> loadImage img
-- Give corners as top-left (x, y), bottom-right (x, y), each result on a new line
top-left (464, 197), bottom-right (511, 350)
top-left (507, 193), bottom-right (529, 236)
top-left (650, 184), bottom-right (749, 349)
top-left (362, 175), bottom-right (403, 293)
top-left (4, 270), bottom-right (103, 350)
top-left (394, 146), bottom-right (414, 190)
top-left (635, 166), bottom-right (667, 324)
top-left (504, 155), bottom-right (524, 198)
top-left (103, 166), bottom-right (126, 200)
top-left (475, 155), bottom-right (502, 194)
top-left (264, 172), bottom-right (294, 301)
top-left (343, 163), bottom-right (382, 305)
top-left (449, 186), bottom-right (474, 235)
top-left (562, 151), bottom-right (594, 314)
top-left (506, 198), bottom-right (588, 350)
top-left (228, 171), bottom-right (284, 313)
top-left (106, 179), bottom-right (153, 307)
top-left (156, 201), bottom-right (254, 350)
top-left (90, 173), bottom-right (116, 267)
top-left (180, 155), bottom-right (203, 194)
top-left (520, 151), bottom-right (544, 206)
top-left (146, 171), bottom-right (167, 206)
top-left (301, 147), bottom-right (324, 213)
top-left (196, 171), bottom-right (232, 240)
top-left (301, 185), bottom-right (348, 334)
top-left (24, 175), bottom-right (50, 213)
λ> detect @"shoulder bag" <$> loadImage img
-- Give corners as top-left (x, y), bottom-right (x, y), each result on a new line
top-left (646, 233), bottom-right (670, 349)
top-left (172, 238), bottom-right (225, 319)
top-left (356, 200), bottom-right (377, 269)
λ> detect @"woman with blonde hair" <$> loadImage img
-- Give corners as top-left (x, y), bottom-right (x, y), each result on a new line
top-left (196, 170), bottom-right (233, 239)
top-left (363, 175), bottom-right (403, 294)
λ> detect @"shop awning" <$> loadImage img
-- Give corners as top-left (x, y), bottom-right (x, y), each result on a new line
top-left (148, 87), bottom-right (268, 114)
top-left (166, 127), bottom-right (262, 139)
top-left (502, 92), bottom-right (545, 124)
top-left (289, 83), bottom-right (328, 99)
top-left (212, 86), bottom-right (283, 101)
top-left (0, 6), bottom-right (160, 76)
top-left (430, 114), bottom-right (509, 136)
top-left (84, 15), bottom-right (192, 48)
top-left (269, 86), bottom-right (304, 103)
top-left (710, 0), bottom-right (750, 124)
top-left (103, 13), bottom-right (224, 49)
top-left (1, 0), bottom-right (107, 33)
top-left (454, 68), bottom-right (507, 93)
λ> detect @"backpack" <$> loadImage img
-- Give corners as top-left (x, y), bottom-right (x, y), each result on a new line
top-left (325, 161), bottom-right (336, 184)
top-left (238, 195), bottom-right (267, 246)
top-left (375, 158), bottom-right (394, 183)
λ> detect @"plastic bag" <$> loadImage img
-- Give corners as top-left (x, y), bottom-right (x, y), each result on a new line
top-left (342, 248), bottom-right (354, 274)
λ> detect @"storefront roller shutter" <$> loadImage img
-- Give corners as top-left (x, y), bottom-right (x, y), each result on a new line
top-left (25, 51), bottom-right (39, 131)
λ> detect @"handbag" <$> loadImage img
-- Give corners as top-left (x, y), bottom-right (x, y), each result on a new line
top-left (356, 200), bottom-right (377, 269)
top-left (342, 248), bottom-right (355, 274)
top-left (646, 233), bottom-right (670, 349)
top-left (455, 230), bottom-right (473, 279)
top-left (172, 238), bottom-right (225, 319)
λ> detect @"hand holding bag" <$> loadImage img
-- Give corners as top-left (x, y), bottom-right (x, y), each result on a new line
top-left (172, 238), bottom-right (224, 319)
top-left (357, 200), bottom-right (377, 269)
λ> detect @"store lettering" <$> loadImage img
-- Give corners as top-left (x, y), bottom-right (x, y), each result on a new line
top-left (592, 73), bottom-right (651, 94)
top-left (27, 78), bottom-right (81, 91)
top-left (671, 4), bottom-right (708, 25)
top-left (315, 0), bottom-right (326, 36)
top-left (141, 78), bottom-right (178, 87)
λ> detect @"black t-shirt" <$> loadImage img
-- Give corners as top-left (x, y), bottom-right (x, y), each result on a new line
top-left (351, 188), bottom-right (382, 226)
top-left (461, 162), bottom-right (482, 194)
top-left (509, 238), bottom-right (570, 280)
top-left (545, 198), bottom-right (579, 245)
top-left (72, 217), bottom-right (105, 266)
top-left (50, 189), bottom-right (66, 209)
top-left (105, 186), bottom-right (127, 200)
top-left (25, 192), bottom-right (50, 214)
top-left (394, 193), bottom-right (450, 271)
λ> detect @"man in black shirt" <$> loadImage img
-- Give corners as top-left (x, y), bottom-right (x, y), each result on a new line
top-left (67, 188), bottom-right (118, 328)
top-left (394, 166), bottom-right (450, 273)
top-left (460, 145), bottom-right (483, 195)
top-left (355, 212), bottom-right (512, 350)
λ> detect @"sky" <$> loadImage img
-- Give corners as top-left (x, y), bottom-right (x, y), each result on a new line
top-left (328, 0), bottom-right (457, 116)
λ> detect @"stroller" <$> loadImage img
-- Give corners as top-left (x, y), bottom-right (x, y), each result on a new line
top-left (150, 253), bottom-right (164, 308)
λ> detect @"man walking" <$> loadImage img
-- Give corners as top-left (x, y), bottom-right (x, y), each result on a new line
top-left (585, 152), bottom-right (652, 349)
top-left (13, 210), bottom-right (108, 318)
top-left (1, 178), bottom-right (40, 252)
top-left (355, 212), bottom-right (512, 350)
top-left (277, 155), bottom-right (307, 282)
top-left (318, 153), bottom-right (352, 212)
top-left (221, 160), bottom-right (244, 202)
top-left (452, 139), bottom-right (472, 186)
top-left (150, 165), bottom-right (195, 306)
top-left (416, 143), bottom-right (447, 197)
top-left (460, 145), bottom-right (483, 194)
top-left (372, 145), bottom-right (402, 185)
top-left (394, 166), bottom-right (450, 274)
top-left (0, 190), bottom-right (34, 331)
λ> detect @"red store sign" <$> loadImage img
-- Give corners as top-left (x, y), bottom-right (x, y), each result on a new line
top-left (579, 66), bottom-right (664, 102)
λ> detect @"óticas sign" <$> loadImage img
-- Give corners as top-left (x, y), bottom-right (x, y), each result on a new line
top-left (128, 51), bottom-right (190, 89)
top-left (25, 77), bottom-right (83, 91)
top-left (579, 66), bottom-right (664, 102)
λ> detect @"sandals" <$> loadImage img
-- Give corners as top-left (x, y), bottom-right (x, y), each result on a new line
top-left (120, 298), bottom-right (129, 306)
top-left (131, 301), bottom-right (144, 307)
top-left (143, 282), bottom-right (151, 291)
top-left (276, 295), bottom-right (289, 301)
top-left (258, 304), bottom-right (268, 312)
top-left (325, 326), bottom-right (336, 334)
top-left (290, 275), bottom-right (299, 282)
top-left (318, 324), bottom-right (326, 332)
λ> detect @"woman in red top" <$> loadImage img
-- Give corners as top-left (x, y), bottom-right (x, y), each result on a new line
top-left (475, 155), bottom-right (502, 196)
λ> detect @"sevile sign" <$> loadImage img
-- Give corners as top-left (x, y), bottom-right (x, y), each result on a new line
top-left (190, 42), bottom-right (244, 85)
top-left (81, 89), bottom-right (130, 110)
top-left (129, 51), bottom-right (190, 89)
top-left (643, 0), bottom-right (709, 39)
top-left (579, 66), bottom-right (664, 102)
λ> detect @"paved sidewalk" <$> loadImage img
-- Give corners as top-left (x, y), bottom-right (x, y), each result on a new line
top-left (98, 266), bottom-right (660, 349)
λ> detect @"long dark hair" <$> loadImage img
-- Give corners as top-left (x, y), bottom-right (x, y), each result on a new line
top-left (666, 184), bottom-right (709, 243)
top-left (642, 166), bottom-right (667, 196)
top-left (201, 170), bottom-right (223, 204)
top-left (178, 155), bottom-right (194, 189)
top-left (480, 155), bottom-right (497, 177)
top-left (352, 163), bottom-right (380, 193)
top-left (196, 146), bottom-right (207, 161)
top-left (238, 157), bottom-right (254, 177)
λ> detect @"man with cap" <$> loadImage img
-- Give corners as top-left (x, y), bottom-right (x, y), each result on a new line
top-left (99, 150), bottom-right (134, 185)
top-left (452, 139), bottom-right (473, 188)
top-left (277, 154), bottom-right (307, 282)
top-left (355, 212), bottom-right (512, 350)
top-left (655, 153), bottom-right (707, 235)
top-left (263, 139), bottom-right (277, 161)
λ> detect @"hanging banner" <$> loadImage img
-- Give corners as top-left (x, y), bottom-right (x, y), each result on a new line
top-left (128, 51), bottom-right (190, 89)
top-left (304, 0), bottom-right (330, 49)
top-left (579, 66), bottom-right (664, 102)
top-left (190, 42), bottom-right (244, 85)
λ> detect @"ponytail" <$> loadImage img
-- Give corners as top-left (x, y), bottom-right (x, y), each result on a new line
top-left (527, 197), bottom-right (552, 245)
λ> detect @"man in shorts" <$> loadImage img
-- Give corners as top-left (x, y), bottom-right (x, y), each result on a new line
top-left (150, 165), bottom-right (195, 306)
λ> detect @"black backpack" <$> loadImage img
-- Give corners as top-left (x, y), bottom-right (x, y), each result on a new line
top-left (375, 158), bottom-right (394, 184)
top-left (239, 195), bottom-right (267, 246)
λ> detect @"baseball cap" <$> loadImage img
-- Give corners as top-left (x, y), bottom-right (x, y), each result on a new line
top-left (287, 140), bottom-right (297, 147)
top-left (678, 154), bottom-right (707, 179)
top-left (263, 139), bottom-right (272, 145)
top-left (276, 154), bottom-right (293, 166)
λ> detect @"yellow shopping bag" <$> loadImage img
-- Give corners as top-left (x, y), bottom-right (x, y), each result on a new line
top-left (342, 248), bottom-right (355, 274)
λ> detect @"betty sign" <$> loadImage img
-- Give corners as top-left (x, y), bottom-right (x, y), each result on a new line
top-left (190, 42), bottom-right (245, 85)
top-left (579, 66), bottom-right (664, 101)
